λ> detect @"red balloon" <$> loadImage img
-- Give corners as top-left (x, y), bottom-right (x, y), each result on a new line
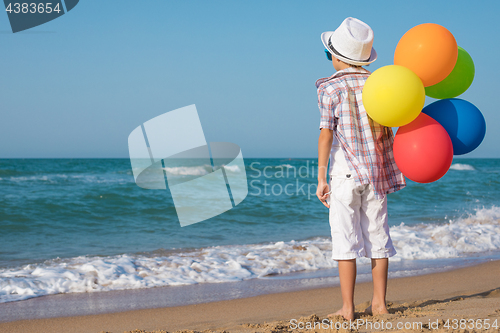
top-left (394, 113), bottom-right (453, 183)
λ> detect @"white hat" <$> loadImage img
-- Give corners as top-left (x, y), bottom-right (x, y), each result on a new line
top-left (321, 17), bottom-right (377, 66)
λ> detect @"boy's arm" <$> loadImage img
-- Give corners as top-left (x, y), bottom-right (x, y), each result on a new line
top-left (317, 128), bottom-right (333, 208)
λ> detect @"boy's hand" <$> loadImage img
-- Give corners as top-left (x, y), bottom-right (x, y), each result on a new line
top-left (316, 180), bottom-right (330, 208)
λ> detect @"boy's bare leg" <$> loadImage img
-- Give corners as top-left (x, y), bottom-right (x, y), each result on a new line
top-left (366, 258), bottom-right (390, 315)
top-left (329, 259), bottom-right (356, 320)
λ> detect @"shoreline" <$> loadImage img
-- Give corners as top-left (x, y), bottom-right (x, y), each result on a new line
top-left (0, 259), bottom-right (499, 332)
top-left (1, 252), bottom-right (498, 323)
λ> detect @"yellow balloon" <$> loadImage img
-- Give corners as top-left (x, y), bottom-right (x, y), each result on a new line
top-left (362, 65), bottom-right (425, 127)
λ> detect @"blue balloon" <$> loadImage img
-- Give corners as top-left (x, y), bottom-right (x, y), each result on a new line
top-left (422, 98), bottom-right (486, 155)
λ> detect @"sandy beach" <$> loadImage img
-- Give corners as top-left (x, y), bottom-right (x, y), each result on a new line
top-left (0, 259), bottom-right (498, 333)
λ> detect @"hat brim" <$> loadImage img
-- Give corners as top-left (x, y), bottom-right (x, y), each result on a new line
top-left (321, 31), bottom-right (377, 66)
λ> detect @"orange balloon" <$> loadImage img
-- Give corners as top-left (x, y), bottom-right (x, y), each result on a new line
top-left (394, 23), bottom-right (458, 87)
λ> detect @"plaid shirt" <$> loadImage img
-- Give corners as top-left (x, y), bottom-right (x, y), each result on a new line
top-left (316, 67), bottom-right (406, 199)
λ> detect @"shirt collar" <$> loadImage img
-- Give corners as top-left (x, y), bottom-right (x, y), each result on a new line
top-left (315, 67), bottom-right (371, 88)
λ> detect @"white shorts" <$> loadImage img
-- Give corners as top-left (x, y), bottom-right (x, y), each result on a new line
top-left (327, 147), bottom-right (396, 260)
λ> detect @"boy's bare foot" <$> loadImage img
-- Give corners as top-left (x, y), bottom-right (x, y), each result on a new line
top-left (327, 306), bottom-right (355, 320)
top-left (364, 302), bottom-right (389, 316)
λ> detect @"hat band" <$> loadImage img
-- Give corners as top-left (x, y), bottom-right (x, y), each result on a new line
top-left (328, 38), bottom-right (370, 62)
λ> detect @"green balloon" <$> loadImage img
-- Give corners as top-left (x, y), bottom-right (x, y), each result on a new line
top-left (425, 46), bottom-right (475, 99)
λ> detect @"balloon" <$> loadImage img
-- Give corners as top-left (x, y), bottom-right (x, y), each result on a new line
top-left (362, 65), bottom-right (425, 127)
top-left (425, 46), bottom-right (475, 99)
top-left (394, 23), bottom-right (458, 87)
top-left (394, 113), bottom-right (453, 183)
top-left (422, 98), bottom-right (486, 155)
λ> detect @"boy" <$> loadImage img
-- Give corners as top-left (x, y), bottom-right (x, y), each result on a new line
top-left (315, 17), bottom-right (406, 320)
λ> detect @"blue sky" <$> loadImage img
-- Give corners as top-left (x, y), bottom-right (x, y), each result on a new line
top-left (1, 0), bottom-right (499, 158)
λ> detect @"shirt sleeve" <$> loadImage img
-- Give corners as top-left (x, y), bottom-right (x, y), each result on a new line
top-left (317, 84), bottom-right (339, 130)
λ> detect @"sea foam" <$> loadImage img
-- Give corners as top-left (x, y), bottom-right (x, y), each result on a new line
top-left (449, 163), bottom-right (476, 171)
top-left (1, 206), bottom-right (499, 303)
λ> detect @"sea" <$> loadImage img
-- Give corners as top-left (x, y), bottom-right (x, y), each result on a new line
top-left (1, 158), bottom-right (500, 316)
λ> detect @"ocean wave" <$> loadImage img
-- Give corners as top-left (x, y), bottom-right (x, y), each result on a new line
top-left (3, 174), bottom-right (133, 184)
top-left (223, 165), bottom-right (241, 172)
top-left (277, 164), bottom-right (294, 169)
top-left (391, 206), bottom-right (500, 260)
top-left (0, 239), bottom-right (335, 303)
top-left (8, 176), bottom-right (52, 182)
top-left (162, 166), bottom-right (211, 176)
top-left (2, 166), bottom-right (240, 183)
top-left (1, 207), bottom-right (499, 303)
top-left (449, 163), bottom-right (476, 171)
top-left (163, 165), bottom-right (241, 176)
